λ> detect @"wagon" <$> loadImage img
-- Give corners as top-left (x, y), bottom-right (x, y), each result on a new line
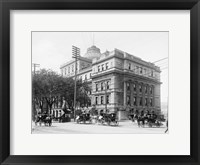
top-left (98, 113), bottom-right (119, 126)
top-left (76, 113), bottom-right (92, 124)
top-left (35, 114), bottom-right (52, 126)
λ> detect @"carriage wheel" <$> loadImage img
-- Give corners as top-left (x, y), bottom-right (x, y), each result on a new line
top-left (137, 121), bottom-right (140, 127)
top-left (156, 122), bottom-right (160, 127)
top-left (148, 122), bottom-right (152, 127)
top-left (142, 122), bottom-right (145, 128)
top-left (101, 120), bottom-right (104, 125)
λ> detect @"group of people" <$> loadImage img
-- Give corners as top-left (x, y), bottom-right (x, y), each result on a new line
top-left (129, 109), bottom-right (158, 126)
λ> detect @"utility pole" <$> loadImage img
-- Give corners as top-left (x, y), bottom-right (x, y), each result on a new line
top-left (32, 63), bottom-right (40, 75)
top-left (72, 46), bottom-right (80, 121)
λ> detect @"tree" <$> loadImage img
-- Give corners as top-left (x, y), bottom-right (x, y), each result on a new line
top-left (76, 81), bottom-right (91, 107)
top-left (32, 69), bottom-right (91, 117)
top-left (33, 69), bottom-right (67, 114)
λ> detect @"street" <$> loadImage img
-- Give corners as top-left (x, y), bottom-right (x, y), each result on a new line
top-left (32, 120), bottom-right (167, 134)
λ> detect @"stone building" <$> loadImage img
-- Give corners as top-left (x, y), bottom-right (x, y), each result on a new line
top-left (60, 45), bottom-right (161, 120)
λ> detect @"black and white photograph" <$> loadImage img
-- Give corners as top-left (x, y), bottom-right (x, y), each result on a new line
top-left (2, 0), bottom-right (200, 164)
top-left (32, 31), bottom-right (168, 134)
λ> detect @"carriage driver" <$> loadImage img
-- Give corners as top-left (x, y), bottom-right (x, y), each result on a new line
top-left (145, 110), bottom-right (150, 118)
top-left (151, 111), bottom-right (157, 122)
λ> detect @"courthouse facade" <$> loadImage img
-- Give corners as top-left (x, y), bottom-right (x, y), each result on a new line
top-left (60, 45), bottom-right (161, 119)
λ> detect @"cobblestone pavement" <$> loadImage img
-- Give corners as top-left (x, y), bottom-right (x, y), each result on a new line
top-left (32, 120), bottom-right (167, 134)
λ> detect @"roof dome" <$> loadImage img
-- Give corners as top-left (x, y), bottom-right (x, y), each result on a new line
top-left (84, 45), bottom-right (101, 60)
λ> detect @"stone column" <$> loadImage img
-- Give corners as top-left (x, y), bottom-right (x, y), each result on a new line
top-left (130, 82), bottom-right (133, 107)
top-left (124, 81), bottom-right (127, 107)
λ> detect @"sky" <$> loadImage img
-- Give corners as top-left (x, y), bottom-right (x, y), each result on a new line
top-left (32, 32), bottom-right (168, 103)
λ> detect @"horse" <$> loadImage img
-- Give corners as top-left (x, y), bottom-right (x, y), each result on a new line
top-left (137, 115), bottom-right (146, 127)
top-left (35, 114), bottom-right (52, 126)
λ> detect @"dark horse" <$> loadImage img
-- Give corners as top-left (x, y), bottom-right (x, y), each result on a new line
top-left (135, 111), bottom-right (145, 127)
top-left (147, 112), bottom-right (159, 127)
top-left (35, 113), bottom-right (52, 126)
top-left (136, 111), bottom-right (160, 128)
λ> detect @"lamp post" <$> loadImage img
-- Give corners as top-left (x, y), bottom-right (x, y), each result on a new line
top-left (72, 46), bottom-right (80, 121)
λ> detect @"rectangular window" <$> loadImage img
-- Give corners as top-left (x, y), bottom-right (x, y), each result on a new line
top-left (98, 66), bottom-right (100, 72)
top-left (150, 98), bottom-right (153, 106)
top-left (90, 73), bottom-right (92, 78)
top-left (127, 82), bottom-right (130, 90)
top-left (106, 95), bottom-right (110, 104)
top-left (85, 74), bottom-right (87, 80)
top-left (101, 96), bottom-right (104, 104)
top-left (140, 67), bottom-right (143, 74)
top-left (127, 96), bottom-right (130, 105)
top-left (133, 83), bottom-right (136, 91)
top-left (139, 85), bottom-right (142, 93)
top-left (151, 70), bottom-right (154, 77)
top-left (144, 68), bottom-right (146, 75)
top-left (107, 81), bottom-right (110, 89)
top-left (106, 63), bottom-right (109, 69)
top-left (102, 64), bottom-right (104, 71)
top-left (140, 97), bottom-right (143, 106)
top-left (96, 84), bottom-right (98, 91)
top-left (128, 63), bottom-right (131, 70)
top-left (101, 82), bottom-right (104, 91)
top-left (95, 97), bottom-right (98, 105)
top-left (145, 98), bottom-right (148, 106)
top-left (150, 86), bottom-right (153, 94)
top-left (72, 65), bottom-right (74, 72)
top-left (134, 97), bottom-right (137, 105)
top-left (136, 66), bottom-right (139, 74)
top-left (68, 66), bottom-right (70, 73)
top-left (145, 86), bottom-right (147, 93)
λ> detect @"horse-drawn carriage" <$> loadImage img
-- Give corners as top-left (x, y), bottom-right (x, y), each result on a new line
top-left (35, 113), bottom-right (52, 126)
top-left (76, 113), bottom-right (92, 124)
top-left (97, 113), bottom-right (119, 126)
top-left (130, 111), bottom-right (163, 128)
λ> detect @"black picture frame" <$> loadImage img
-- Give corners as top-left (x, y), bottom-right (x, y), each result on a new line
top-left (0, 0), bottom-right (199, 164)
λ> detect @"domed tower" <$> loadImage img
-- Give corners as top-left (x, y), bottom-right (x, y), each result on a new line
top-left (84, 45), bottom-right (101, 60)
